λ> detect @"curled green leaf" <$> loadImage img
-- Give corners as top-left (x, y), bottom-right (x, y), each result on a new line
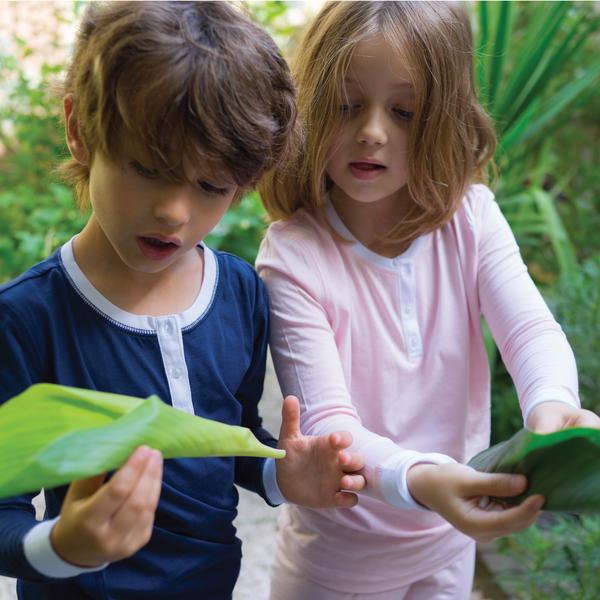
top-left (469, 427), bottom-right (600, 513)
top-left (0, 384), bottom-right (285, 499)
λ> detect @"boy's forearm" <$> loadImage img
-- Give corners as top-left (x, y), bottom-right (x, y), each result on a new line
top-left (0, 500), bottom-right (52, 582)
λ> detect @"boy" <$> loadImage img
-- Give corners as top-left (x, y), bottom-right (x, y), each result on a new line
top-left (0, 3), bottom-right (364, 598)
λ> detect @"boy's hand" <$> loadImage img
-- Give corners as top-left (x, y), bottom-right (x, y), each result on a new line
top-left (50, 446), bottom-right (163, 568)
top-left (407, 463), bottom-right (544, 543)
top-left (275, 396), bottom-right (365, 508)
top-left (527, 401), bottom-right (600, 434)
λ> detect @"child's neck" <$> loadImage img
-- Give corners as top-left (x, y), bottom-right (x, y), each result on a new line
top-left (72, 220), bottom-right (203, 317)
top-left (331, 188), bottom-right (412, 258)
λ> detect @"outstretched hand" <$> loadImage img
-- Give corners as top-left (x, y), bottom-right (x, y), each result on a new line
top-left (527, 401), bottom-right (600, 434)
top-left (407, 462), bottom-right (544, 543)
top-left (275, 395), bottom-right (365, 508)
top-left (51, 445), bottom-right (163, 568)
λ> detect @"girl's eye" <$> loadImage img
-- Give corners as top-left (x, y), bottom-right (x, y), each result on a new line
top-left (198, 180), bottom-right (230, 196)
top-left (341, 103), bottom-right (360, 116)
top-left (393, 108), bottom-right (414, 121)
top-left (130, 160), bottom-right (159, 179)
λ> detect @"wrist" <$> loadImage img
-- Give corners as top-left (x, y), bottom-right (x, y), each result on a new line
top-left (406, 463), bottom-right (439, 509)
top-left (50, 520), bottom-right (104, 569)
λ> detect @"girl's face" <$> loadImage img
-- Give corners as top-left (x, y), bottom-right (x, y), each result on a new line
top-left (326, 38), bottom-right (415, 207)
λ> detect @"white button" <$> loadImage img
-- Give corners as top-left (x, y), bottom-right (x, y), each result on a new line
top-left (403, 263), bottom-right (412, 275)
top-left (410, 335), bottom-right (419, 349)
top-left (403, 304), bottom-right (412, 316)
top-left (164, 321), bottom-right (173, 335)
top-left (171, 367), bottom-right (182, 379)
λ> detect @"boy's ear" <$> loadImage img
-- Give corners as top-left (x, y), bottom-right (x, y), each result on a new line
top-left (64, 94), bottom-right (87, 165)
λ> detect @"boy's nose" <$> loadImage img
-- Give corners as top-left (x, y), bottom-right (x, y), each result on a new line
top-left (153, 187), bottom-right (192, 227)
top-left (356, 108), bottom-right (388, 146)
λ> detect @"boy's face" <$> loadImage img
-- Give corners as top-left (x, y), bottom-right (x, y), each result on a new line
top-left (86, 152), bottom-right (237, 275)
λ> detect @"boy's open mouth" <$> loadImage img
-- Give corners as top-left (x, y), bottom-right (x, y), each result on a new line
top-left (141, 237), bottom-right (177, 248)
top-left (137, 236), bottom-right (180, 260)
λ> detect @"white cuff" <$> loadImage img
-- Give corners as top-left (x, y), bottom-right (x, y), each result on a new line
top-left (523, 396), bottom-right (580, 428)
top-left (379, 451), bottom-right (456, 510)
top-left (262, 457), bottom-right (285, 505)
top-left (23, 517), bottom-right (108, 578)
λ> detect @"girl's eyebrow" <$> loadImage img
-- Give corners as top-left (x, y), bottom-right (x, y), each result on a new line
top-left (344, 76), bottom-right (413, 90)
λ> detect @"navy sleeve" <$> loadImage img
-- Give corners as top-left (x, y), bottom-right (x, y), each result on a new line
top-left (233, 276), bottom-right (279, 504)
top-left (0, 300), bottom-right (54, 581)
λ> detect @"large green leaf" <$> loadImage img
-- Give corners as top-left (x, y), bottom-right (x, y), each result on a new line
top-left (0, 384), bottom-right (285, 499)
top-left (469, 427), bottom-right (600, 512)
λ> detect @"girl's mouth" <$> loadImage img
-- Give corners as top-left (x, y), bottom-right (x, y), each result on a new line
top-left (137, 236), bottom-right (179, 260)
top-left (349, 161), bottom-right (386, 180)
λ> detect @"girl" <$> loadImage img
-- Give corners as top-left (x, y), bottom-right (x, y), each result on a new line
top-left (256, 2), bottom-right (600, 599)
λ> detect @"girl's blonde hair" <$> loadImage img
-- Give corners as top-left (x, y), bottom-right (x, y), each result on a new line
top-left (259, 1), bottom-right (496, 248)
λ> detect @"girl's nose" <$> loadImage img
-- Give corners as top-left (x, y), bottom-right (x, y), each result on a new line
top-left (153, 186), bottom-right (192, 227)
top-left (356, 108), bottom-right (388, 146)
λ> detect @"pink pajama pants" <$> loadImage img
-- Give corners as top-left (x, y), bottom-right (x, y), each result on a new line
top-left (270, 541), bottom-right (476, 600)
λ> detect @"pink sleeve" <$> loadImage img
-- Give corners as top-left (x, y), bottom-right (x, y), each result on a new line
top-left (475, 186), bottom-right (580, 423)
top-left (257, 225), bottom-right (453, 510)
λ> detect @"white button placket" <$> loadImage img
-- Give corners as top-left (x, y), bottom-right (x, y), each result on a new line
top-left (398, 261), bottom-right (423, 361)
top-left (155, 316), bottom-right (194, 414)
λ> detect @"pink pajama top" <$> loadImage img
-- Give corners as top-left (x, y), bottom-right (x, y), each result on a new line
top-left (256, 184), bottom-right (579, 592)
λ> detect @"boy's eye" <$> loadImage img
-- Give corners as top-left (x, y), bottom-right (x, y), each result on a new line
top-left (393, 107), bottom-right (414, 121)
top-left (130, 160), bottom-right (159, 179)
top-left (198, 180), bottom-right (230, 196)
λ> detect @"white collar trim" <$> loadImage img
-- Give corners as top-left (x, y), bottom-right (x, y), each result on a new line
top-left (325, 201), bottom-right (429, 269)
top-left (60, 237), bottom-right (218, 333)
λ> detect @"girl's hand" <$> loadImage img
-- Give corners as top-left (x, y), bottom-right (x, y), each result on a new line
top-left (50, 445), bottom-right (163, 568)
top-left (276, 395), bottom-right (365, 508)
top-left (407, 463), bottom-right (544, 543)
top-left (527, 401), bottom-right (600, 434)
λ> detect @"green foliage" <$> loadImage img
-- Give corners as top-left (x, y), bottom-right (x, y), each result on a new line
top-left (0, 34), bottom-right (88, 283)
top-left (205, 192), bottom-right (268, 265)
top-left (475, 0), bottom-right (599, 280)
top-left (475, 1), bottom-right (600, 442)
top-left (547, 255), bottom-right (600, 415)
top-left (495, 515), bottom-right (600, 599)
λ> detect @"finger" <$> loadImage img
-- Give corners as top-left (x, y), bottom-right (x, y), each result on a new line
top-left (279, 396), bottom-right (301, 441)
top-left (472, 494), bottom-right (544, 537)
top-left (573, 409), bottom-right (600, 429)
top-left (338, 450), bottom-right (364, 472)
top-left (65, 472), bottom-right (108, 503)
top-left (111, 449), bottom-right (163, 536)
top-left (334, 491), bottom-right (359, 508)
top-left (329, 431), bottom-right (353, 451)
top-left (466, 472), bottom-right (528, 499)
top-left (89, 446), bottom-right (154, 522)
top-left (341, 474), bottom-right (366, 492)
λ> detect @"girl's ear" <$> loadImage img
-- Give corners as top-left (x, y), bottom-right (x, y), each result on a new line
top-left (63, 94), bottom-right (87, 165)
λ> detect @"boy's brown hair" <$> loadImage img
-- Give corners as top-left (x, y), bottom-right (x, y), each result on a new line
top-left (59, 1), bottom-right (296, 208)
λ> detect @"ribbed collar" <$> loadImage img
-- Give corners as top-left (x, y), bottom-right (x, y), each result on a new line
top-left (60, 237), bottom-right (218, 333)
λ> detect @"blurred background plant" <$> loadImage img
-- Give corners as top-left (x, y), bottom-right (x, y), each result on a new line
top-left (0, 0), bottom-right (598, 595)
top-left (494, 514), bottom-right (600, 599)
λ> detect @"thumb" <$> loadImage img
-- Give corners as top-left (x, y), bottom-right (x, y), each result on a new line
top-left (467, 472), bottom-right (527, 499)
top-left (279, 395), bottom-right (301, 441)
top-left (65, 473), bottom-right (108, 503)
